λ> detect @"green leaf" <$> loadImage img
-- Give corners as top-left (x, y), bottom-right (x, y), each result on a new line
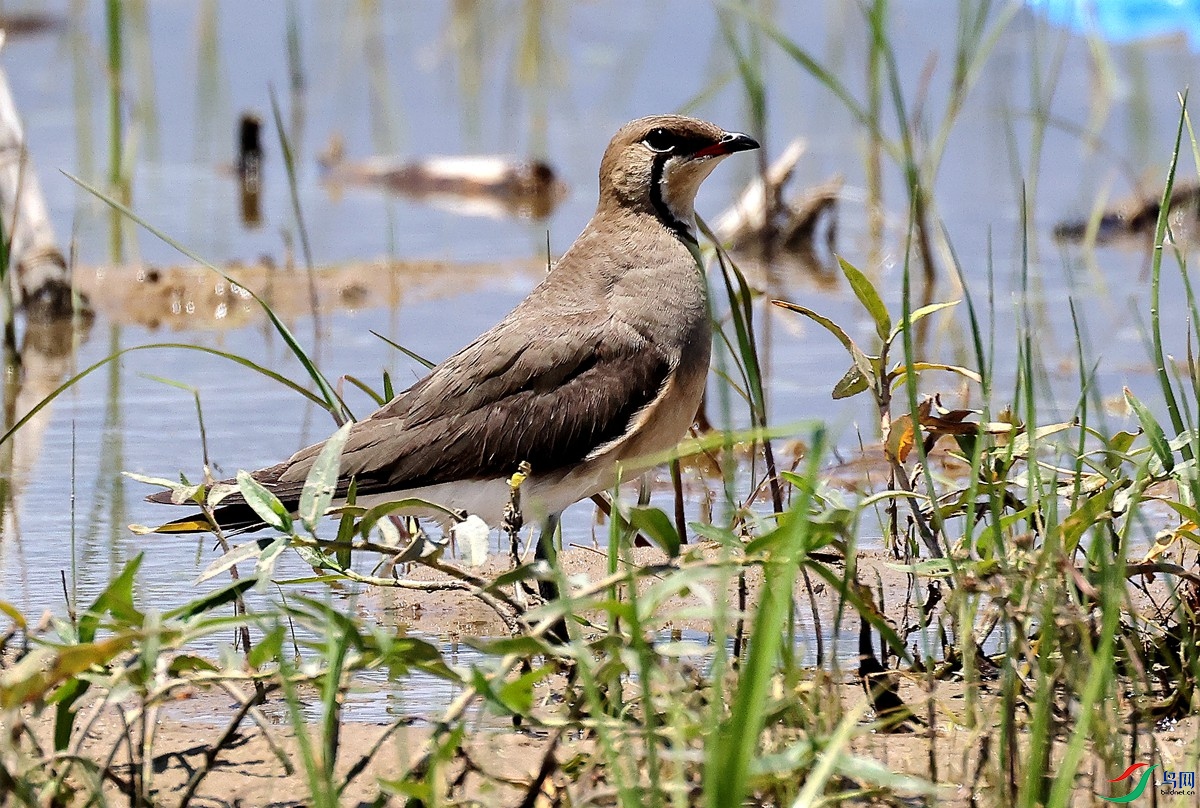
top-left (298, 422), bottom-right (352, 534)
top-left (122, 471), bottom-right (186, 490)
top-left (886, 361), bottom-right (982, 385)
top-left (168, 655), bottom-right (220, 675)
top-left (705, 433), bottom-right (824, 808)
top-left (832, 363), bottom-right (870, 399)
top-left (254, 537), bottom-right (289, 588)
top-left (1008, 421), bottom-right (1077, 458)
top-left (885, 558), bottom-right (955, 577)
top-left (0, 601), bottom-right (26, 630)
top-left (292, 543), bottom-right (337, 570)
top-left (837, 256), bottom-right (890, 341)
top-left (207, 482), bottom-right (240, 509)
top-left (247, 626), bottom-right (285, 669)
top-left (689, 523), bottom-right (742, 547)
top-left (335, 478), bottom-right (358, 570)
top-left (771, 299), bottom-right (874, 382)
top-left (358, 497), bottom-right (462, 539)
top-left (1157, 497), bottom-right (1200, 527)
top-left (195, 539), bottom-right (272, 585)
top-left (385, 636), bottom-right (459, 680)
top-left (728, 5), bottom-right (872, 134)
top-left (164, 578), bottom-right (257, 620)
top-left (51, 556), bottom-right (144, 751)
top-left (16, 637), bottom-right (134, 706)
top-left (495, 665), bottom-right (555, 715)
top-left (236, 471), bottom-right (293, 533)
top-left (80, 555), bottom-right (144, 641)
top-left (1099, 427), bottom-right (1137, 465)
top-left (886, 300), bottom-right (959, 344)
top-left (1124, 387), bottom-right (1174, 473)
top-left (627, 506), bottom-right (681, 557)
top-left (0, 342), bottom-right (341, 452)
top-left (1061, 485), bottom-right (1120, 554)
top-left (463, 635), bottom-right (558, 657)
top-left (483, 564), bottom-right (543, 592)
top-left (638, 565), bottom-right (727, 618)
top-left (371, 329), bottom-right (436, 370)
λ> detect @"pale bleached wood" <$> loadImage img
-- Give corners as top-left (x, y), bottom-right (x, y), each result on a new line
top-left (0, 32), bottom-right (76, 320)
top-left (713, 137), bottom-right (841, 255)
top-left (715, 138), bottom-right (808, 242)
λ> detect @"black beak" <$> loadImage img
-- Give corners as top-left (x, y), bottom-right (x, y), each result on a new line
top-left (695, 131), bottom-right (760, 158)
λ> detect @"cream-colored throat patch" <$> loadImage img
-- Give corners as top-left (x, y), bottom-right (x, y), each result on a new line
top-left (657, 155), bottom-right (725, 234)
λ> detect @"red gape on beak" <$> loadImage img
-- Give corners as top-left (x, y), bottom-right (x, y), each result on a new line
top-left (694, 131), bottom-right (760, 158)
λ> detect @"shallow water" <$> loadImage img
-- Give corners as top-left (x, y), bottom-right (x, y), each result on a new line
top-left (0, 3), bottom-right (1193, 677)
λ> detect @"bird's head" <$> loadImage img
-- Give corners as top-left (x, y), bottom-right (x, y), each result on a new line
top-left (597, 114), bottom-right (759, 239)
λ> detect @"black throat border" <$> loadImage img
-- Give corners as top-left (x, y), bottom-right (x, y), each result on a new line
top-left (649, 154), bottom-right (699, 246)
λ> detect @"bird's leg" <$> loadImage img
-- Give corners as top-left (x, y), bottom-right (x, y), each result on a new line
top-left (535, 512), bottom-right (561, 605)
top-left (534, 512), bottom-right (570, 644)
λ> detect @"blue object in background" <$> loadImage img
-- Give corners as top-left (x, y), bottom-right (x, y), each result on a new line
top-left (1027, 0), bottom-right (1200, 45)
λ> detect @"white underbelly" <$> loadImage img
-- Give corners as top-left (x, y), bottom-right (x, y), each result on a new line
top-left (342, 471), bottom-right (606, 531)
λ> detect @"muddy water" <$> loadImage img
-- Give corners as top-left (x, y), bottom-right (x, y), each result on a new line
top-left (0, 3), bottom-right (1193, 671)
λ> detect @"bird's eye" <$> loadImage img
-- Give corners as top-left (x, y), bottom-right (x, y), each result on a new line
top-left (643, 128), bottom-right (674, 153)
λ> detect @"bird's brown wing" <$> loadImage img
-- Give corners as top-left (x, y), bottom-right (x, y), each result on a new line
top-left (285, 322), bottom-right (672, 495)
top-left (146, 311), bottom-right (674, 528)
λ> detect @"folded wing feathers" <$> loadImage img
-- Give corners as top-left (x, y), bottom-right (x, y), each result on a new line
top-left (145, 325), bottom-right (673, 520)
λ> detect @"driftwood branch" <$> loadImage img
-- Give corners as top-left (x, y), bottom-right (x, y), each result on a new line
top-left (714, 137), bottom-right (841, 255)
top-left (0, 32), bottom-right (78, 320)
top-left (319, 136), bottom-right (567, 220)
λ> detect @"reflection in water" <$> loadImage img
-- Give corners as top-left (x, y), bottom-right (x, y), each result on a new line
top-left (80, 326), bottom-right (128, 590)
top-left (0, 5), bottom-right (96, 569)
top-left (285, 0), bottom-right (307, 154)
top-left (447, 0), bottom-right (489, 147)
top-left (1054, 181), bottom-right (1200, 246)
top-left (0, 316), bottom-right (94, 559)
top-left (192, 0), bottom-right (226, 169)
top-left (126, 0), bottom-right (159, 161)
top-left (359, 0), bottom-right (403, 157)
top-left (237, 113), bottom-right (264, 228)
top-left (514, 0), bottom-right (563, 157)
top-left (68, 0), bottom-right (95, 183)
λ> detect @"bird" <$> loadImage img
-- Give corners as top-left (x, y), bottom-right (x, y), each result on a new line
top-left (147, 114), bottom-right (759, 543)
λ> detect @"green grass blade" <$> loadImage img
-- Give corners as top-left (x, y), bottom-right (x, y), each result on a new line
top-left (370, 329), bottom-right (436, 370)
top-left (704, 429), bottom-right (823, 808)
top-left (1148, 93), bottom-right (1190, 456)
top-left (0, 342), bottom-right (334, 449)
top-left (62, 170), bottom-right (353, 425)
